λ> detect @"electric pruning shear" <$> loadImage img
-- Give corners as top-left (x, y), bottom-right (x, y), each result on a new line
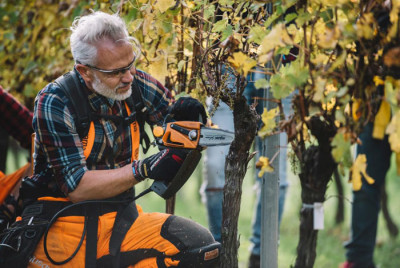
top-left (135, 121), bottom-right (234, 200)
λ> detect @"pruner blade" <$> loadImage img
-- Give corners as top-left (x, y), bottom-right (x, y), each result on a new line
top-left (198, 127), bottom-right (234, 147)
top-left (153, 121), bottom-right (234, 149)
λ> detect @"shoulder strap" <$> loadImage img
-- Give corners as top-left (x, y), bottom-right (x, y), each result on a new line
top-left (55, 72), bottom-right (151, 153)
top-left (128, 80), bottom-right (151, 154)
top-left (54, 71), bottom-right (91, 139)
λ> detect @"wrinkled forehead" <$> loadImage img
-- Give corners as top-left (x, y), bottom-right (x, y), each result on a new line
top-left (93, 39), bottom-right (136, 69)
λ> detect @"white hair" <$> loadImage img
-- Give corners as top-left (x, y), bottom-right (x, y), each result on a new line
top-left (70, 11), bottom-right (140, 65)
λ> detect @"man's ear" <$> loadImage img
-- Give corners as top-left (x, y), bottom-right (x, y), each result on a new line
top-left (75, 64), bottom-right (92, 82)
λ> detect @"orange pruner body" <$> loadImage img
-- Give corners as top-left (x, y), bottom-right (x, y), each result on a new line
top-left (153, 121), bottom-right (202, 149)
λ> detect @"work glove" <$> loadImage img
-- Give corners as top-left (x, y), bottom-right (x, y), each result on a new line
top-left (169, 97), bottom-right (207, 124)
top-left (132, 148), bottom-right (188, 182)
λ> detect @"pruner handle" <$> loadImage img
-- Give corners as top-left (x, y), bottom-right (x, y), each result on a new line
top-left (150, 149), bottom-right (202, 199)
top-left (153, 121), bottom-right (202, 149)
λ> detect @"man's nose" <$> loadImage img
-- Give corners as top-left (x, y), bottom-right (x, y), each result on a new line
top-left (121, 69), bottom-right (133, 83)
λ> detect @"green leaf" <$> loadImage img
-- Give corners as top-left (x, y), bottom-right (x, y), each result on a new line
top-left (204, 5), bottom-right (215, 20)
top-left (296, 10), bottom-right (312, 26)
top-left (284, 13), bottom-right (297, 25)
top-left (8, 11), bottom-right (19, 24)
top-left (248, 25), bottom-right (267, 44)
top-left (125, 8), bottom-right (138, 21)
top-left (221, 24), bottom-right (233, 41)
top-left (331, 132), bottom-right (352, 165)
top-left (264, 12), bottom-right (279, 29)
top-left (270, 61), bottom-right (309, 99)
top-left (270, 74), bottom-right (293, 99)
top-left (22, 61), bottom-right (37, 75)
top-left (212, 19), bottom-right (228, 33)
top-left (23, 83), bottom-right (36, 98)
top-left (336, 86), bottom-right (348, 98)
top-left (255, 78), bottom-right (269, 89)
top-left (219, 0), bottom-right (234, 6)
top-left (166, 36), bottom-right (174, 46)
top-left (335, 109), bottom-right (346, 125)
top-left (161, 20), bottom-right (172, 33)
top-left (177, 60), bottom-right (185, 72)
top-left (320, 9), bottom-right (335, 28)
top-left (328, 51), bottom-right (347, 72)
top-left (276, 46), bottom-right (291, 56)
top-left (129, 19), bottom-right (143, 32)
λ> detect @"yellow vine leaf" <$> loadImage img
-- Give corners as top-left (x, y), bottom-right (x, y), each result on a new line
top-left (258, 23), bottom-right (293, 59)
top-left (154, 0), bottom-right (175, 13)
top-left (350, 98), bottom-right (362, 121)
top-left (148, 49), bottom-right (168, 84)
top-left (386, 110), bottom-right (400, 153)
top-left (257, 156), bottom-right (274, 177)
top-left (142, 12), bottom-right (154, 36)
top-left (317, 25), bottom-right (340, 49)
top-left (372, 100), bottom-right (391, 139)
top-left (388, 1), bottom-right (400, 38)
top-left (313, 77), bottom-right (327, 102)
top-left (373, 76), bottom-right (385, 86)
top-left (396, 152), bottom-right (400, 175)
top-left (228, 52), bottom-right (257, 76)
top-left (258, 107), bottom-right (279, 138)
top-left (349, 154), bottom-right (375, 191)
top-left (311, 54), bottom-right (329, 66)
top-left (356, 13), bottom-right (376, 40)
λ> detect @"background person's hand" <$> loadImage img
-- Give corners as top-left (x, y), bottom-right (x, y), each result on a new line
top-left (169, 97), bottom-right (207, 124)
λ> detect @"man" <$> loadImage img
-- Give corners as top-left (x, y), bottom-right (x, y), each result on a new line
top-left (0, 86), bottom-right (33, 231)
top-left (341, 2), bottom-right (393, 267)
top-left (0, 86), bottom-right (33, 151)
top-left (15, 11), bottom-right (219, 267)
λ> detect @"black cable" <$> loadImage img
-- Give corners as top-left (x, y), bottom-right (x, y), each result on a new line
top-left (133, 187), bottom-right (153, 201)
top-left (42, 198), bottom-right (133, 265)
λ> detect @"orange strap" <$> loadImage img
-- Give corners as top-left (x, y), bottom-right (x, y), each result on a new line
top-left (125, 102), bottom-right (140, 162)
top-left (82, 102), bottom-right (140, 161)
top-left (37, 196), bottom-right (70, 202)
top-left (82, 122), bottom-right (95, 159)
top-left (0, 163), bottom-right (31, 204)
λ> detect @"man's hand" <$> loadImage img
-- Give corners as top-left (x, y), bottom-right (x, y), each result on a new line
top-left (169, 97), bottom-right (207, 124)
top-left (132, 148), bottom-right (187, 182)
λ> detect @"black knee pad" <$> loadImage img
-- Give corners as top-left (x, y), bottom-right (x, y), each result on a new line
top-left (175, 242), bottom-right (221, 268)
top-left (162, 215), bottom-right (221, 267)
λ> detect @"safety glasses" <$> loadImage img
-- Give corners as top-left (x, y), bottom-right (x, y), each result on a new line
top-left (79, 58), bottom-right (136, 78)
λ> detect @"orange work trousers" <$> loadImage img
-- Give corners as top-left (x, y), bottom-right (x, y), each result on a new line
top-left (27, 205), bottom-right (181, 268)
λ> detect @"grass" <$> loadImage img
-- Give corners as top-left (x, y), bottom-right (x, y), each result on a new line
top-left (277, 153), bottom-right (400, 268)
top-left (6, 139), bottom-right (400, 267)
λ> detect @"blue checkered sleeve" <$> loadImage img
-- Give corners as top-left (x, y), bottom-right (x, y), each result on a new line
top-left (33, 83), bottom-right (88, 194)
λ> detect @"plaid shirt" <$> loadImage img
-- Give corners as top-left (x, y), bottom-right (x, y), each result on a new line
top-left (30, 69), bottom-right (173, 195)
top-left (0, 86), bottom-right (33, 150)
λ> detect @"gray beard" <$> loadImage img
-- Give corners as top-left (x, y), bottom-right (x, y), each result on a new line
top-left (92, 74), bottom-right (132, 101)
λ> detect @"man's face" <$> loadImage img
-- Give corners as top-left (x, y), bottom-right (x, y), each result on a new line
top-left (80, 39), bottom-right (136, 100)
top-left (91, 71), bottom-right (132, 101)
